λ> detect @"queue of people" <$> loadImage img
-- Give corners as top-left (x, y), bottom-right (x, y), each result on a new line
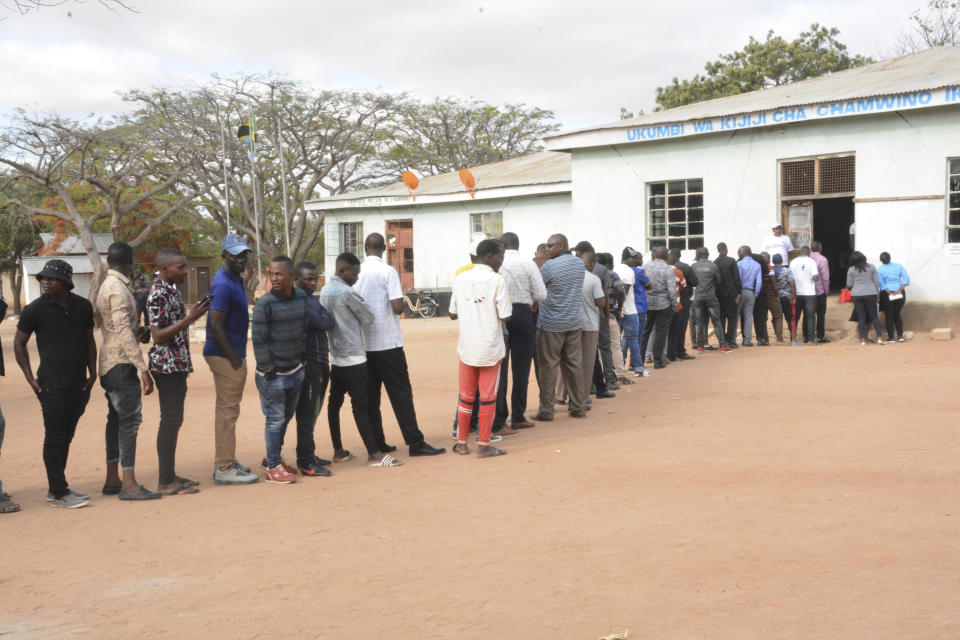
top-left (0, 227), bottom-right (913, 512)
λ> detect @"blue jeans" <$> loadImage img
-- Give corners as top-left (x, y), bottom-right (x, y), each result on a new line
top-left (256, 368), bottom-right (305, 468)
top-left (620, 313), bottom-right (643, 370)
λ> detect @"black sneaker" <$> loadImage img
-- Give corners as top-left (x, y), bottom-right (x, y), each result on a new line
top-left (299, 460), bottom-right (332, 477)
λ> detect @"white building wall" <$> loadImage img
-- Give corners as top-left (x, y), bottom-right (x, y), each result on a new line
top-left (322, 192), bottom-right (572, 290)
top-left (570, 107), bottom-right (960, 303)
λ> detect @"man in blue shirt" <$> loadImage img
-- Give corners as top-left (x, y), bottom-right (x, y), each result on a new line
top-left (533, 234), bottom-right (587, 421)
top-left (203, 234), bottom-right (259, 485)
top-left (736, 246), bottom-right (763, 346)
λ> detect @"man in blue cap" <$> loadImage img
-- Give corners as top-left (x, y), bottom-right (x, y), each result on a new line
top-left (203, 234), bottom-right (259, 485)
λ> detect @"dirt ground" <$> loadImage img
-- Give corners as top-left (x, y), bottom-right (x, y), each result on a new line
top-left (0, 316), bottom-right (958, 639)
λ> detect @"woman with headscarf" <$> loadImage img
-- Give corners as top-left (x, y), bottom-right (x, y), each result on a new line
top-left (846, 251), bottom-right (884, 345)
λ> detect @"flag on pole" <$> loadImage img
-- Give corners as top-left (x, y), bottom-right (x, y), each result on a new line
top-left (238, 114), bottom-right (258, 163)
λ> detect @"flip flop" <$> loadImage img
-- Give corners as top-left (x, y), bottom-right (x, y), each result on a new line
top-left (452, 443), bottom-right (470, 455)
top-left (333, 450), bottom-right (354, 463)
top-left (477, 446), bottom-right (508, 458)
top-left (0, 500), bottom-right (21, 514)
top-left (102, 483), bottom-right (123, 495)
top-left (160, 484), bottom-right (199, 496)
top-left (368, 454), bottom-right (403, 468)
top-left (118, 485), bottom-right (162, 501)
top-left (174, 476), bottom-right (199, 487)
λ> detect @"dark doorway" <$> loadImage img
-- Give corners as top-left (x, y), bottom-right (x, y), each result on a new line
top-left (812, 197), bottom-right (854, 292)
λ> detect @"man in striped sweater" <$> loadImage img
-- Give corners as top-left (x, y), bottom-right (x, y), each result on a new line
top-left (252, 256), bottom-right (309, 485)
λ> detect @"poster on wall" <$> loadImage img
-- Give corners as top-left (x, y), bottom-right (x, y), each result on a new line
top-left (787, 203), bottom-right (812, 249)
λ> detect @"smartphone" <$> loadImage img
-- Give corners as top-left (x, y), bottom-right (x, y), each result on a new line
top-left (200, 293), bottom-right (214, 306)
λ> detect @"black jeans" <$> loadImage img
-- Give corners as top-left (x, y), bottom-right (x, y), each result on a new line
top-left (39, 387), bottom-right (90, 498)
top-left (815, 293), bottom-right (828, 340)
top-left (328, 363), bottom-right (378, 456)
top-left (852, 295), bottom-right (883, 340)
top-left (365, 348), bottom-right (426, 448)
top-left (718, 295), bottom-right (738, 345)
top-left (752, 293), bottom-right (769, 343)
top-left (597, 310), bottom-right (616, 385)
top-left (881, 291), bottom-right (906, 339)
top-left (102, 363), bottom-right (142, 471)
top-left (668, 305), bottom-right (691, 357)
top-left (294, 362), bottom-right (329, 466)
top-left (152, 371), bottom-right (187, 486)
top-left (693, 297), bottom-right (725, 348)
top-left (494, 304), bottom-right (536, 427)
top-left (640, 307), bottom-right (673, 365)
top-left (796, 295), bottom-right (818, 343)
top-left (592, 349), bottom-right (608, 394)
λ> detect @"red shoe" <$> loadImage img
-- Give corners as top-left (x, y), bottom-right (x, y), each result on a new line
top-left (719, 346), bottom-right (733, 353)
top-left (260, 457), bottom-right (297, 475)
top-left (695, 346), bottom-right (705, 354)
top-left (265, 464), bottom-right (297, 484)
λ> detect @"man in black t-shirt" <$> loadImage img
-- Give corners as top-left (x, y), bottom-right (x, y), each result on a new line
top-left (14, 260), bottom-right (98, 509)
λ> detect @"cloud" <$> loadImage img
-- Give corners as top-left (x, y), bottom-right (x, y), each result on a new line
top-left (0, 0), bottom-right (921, 130)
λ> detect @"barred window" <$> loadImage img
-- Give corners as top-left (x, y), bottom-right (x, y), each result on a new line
top-left (949, 158), bottom-right (960, 243)
top-left (780, 154), bottom-right (855, 199)
top-left (470, 211), bottom-right (502, 239)
top-left (338, 222), bottom-right (363, 256)
top-left (647, 179), bottom-right (704, 251)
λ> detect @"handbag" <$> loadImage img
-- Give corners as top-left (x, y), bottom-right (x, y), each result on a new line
top-left (838, 288), bottom-right (852, 304)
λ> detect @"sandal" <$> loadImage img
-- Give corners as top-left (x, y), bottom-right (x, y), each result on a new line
top-left (368, 454), bottom-right (403, 468)
top-left (102, 482), bottom-right (123, 495)
top-left (0, 500), bottom-right (21, 514)
top-left (174, 476), bottom-right (199, 487)
top-left (477, 445), bottom-right (508, 458)
top-left (452, 443), bottom-right (470, 455)
top-left (159, 484), bottom-right (199, 496)
top-left (333, 449), bottom-right (354, 463)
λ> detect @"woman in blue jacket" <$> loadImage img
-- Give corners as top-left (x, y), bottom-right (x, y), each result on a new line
top-left (877, 252), bottom-right (910, 343)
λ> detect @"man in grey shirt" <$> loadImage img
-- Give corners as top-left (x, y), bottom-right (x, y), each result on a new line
top-left (639, 246), bottom-right (677, 369)
top-left (690, 247), bottom-right (730, 352)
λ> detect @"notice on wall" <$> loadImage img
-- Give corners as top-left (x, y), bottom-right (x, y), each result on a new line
top-left (947, 244), bottom-right (960, 265)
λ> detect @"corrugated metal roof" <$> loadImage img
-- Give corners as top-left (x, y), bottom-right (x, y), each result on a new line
top-left (22, 255), bottom-right (96, 275)
top-left (39, 233), bottom-right (113, 254)
top-left (552, 46), bottom-right (960, 137)
top-left (309, 151), bottom-right (570, 205)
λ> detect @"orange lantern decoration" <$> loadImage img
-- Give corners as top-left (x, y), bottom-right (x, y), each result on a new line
top-left (459, 168), bottom-right (476, 198)
top-left (401, 170), bottom-right (419, 201)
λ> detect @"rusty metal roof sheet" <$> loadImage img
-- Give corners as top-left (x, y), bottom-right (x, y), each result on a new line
top-left (308, 151), bottom-right (570, 205)
top-left (552, 46), bottom-right (960, 138)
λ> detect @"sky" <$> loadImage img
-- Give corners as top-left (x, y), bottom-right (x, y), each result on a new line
top-left (0, 0), bottom-right (923, 132)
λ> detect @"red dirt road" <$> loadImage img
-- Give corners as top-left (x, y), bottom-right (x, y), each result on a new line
top-left (0, 319), bottom-right (958, 639)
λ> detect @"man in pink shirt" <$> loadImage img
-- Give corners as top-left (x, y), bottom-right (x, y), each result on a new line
top-left (809, 241), bottom-right (831, 343)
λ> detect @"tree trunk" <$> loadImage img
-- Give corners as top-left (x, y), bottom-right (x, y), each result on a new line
top-left (11, 266), bottom-right (23, 315)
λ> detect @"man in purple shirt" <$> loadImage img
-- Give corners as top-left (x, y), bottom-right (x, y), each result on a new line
top-left (808, 241), bottom-right (831, 343)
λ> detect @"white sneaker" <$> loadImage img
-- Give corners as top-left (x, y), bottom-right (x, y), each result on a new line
top-left (214, 463), bottom-right (259, 485)
top-left (49, 493), bottom-right (89, 508)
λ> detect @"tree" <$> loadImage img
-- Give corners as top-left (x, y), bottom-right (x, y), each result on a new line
top-left (0, 179), bottom-right (42, 313)
top-left (381, 98), bottom-right (561, 176)
top-left (652, 25), bottom-right (873, 111)
top-left (124, 75), bottom-right (406, 276)
top-left (0, 110), bottom-right (201, 304)
top-left (0, 0), bottom-right (136, 20)
top-left (894, 0), bottom-right (960, 53)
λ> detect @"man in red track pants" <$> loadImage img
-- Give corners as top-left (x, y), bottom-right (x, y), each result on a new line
top-left (448, 239), bottom-right (513, 458)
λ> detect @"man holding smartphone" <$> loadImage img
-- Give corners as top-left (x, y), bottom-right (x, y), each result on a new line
top-left (147, 248), bottom-right (211, 495)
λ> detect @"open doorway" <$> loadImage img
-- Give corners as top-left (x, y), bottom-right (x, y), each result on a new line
top-left (812, 197), bottom-right (854, 291)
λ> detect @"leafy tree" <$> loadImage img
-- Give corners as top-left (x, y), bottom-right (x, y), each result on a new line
top-left (894, 0), bottom-right (960, 53)
top-left (0, 179), bottom-right (42, 313)
top-left (652, 24), bottom-right (873, 111)
top-left (0, 110), bottom-right (202, 303)
top-left (1, 0), bottom-right (135, 21)
top-left (382, 98), bottom-right (560, 176)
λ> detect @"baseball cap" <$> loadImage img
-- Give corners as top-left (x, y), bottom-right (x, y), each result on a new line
top-left (221, 234), bottom-right (251, 255)
top-left (772, 223), bottom-right (784, 229)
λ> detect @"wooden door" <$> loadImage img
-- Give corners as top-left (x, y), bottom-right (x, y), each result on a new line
top-left (386, 220), bottom-right (414, 290)
top-left (196, 266), bottom-right (211, 300)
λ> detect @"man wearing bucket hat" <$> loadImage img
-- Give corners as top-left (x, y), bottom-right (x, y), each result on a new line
top-left (14, 259), bottom-right (98, 508)
top-left (203, 234), bottom-right (259, 485)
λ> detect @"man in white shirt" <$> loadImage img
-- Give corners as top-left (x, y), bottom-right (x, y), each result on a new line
top-left (355, 233), bottom-right (445, 458)
top-left (449, 239), bottom-right (512, 458)
top-left (761, 224), bottom-right (794, 266)
top-left (789, 246), bottom-right (820, 345)
top-left (493, 232), bottom-right (547, 433)
top-left (613, 247), bottom-right (642, 372)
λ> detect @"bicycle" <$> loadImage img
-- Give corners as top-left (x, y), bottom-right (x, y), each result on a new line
top-left (402, 289), bottom-right (438, 318)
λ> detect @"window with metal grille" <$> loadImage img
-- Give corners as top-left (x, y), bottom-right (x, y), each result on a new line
top-left (469, 211), bottom-right (502, 239)
top-left (949, 158), bottom-right (960, 243)
top-left (780, 155), bottom-right (855, 199)
top-left (338, 222), bottom-right (363, 256)
top-left (647, 179), bottom-right (704, 251)
top-left (819, 156), bottom-right (856, 194)
top-left (781, 160), bottom-right (815, 197)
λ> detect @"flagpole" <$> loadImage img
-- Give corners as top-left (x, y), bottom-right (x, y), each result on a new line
top-left (220, 124), bottom-right (231, 233)
top-left (277, 113), bottom-right (291, 257)
top-left (248, 107), bottom-right (263, 296)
